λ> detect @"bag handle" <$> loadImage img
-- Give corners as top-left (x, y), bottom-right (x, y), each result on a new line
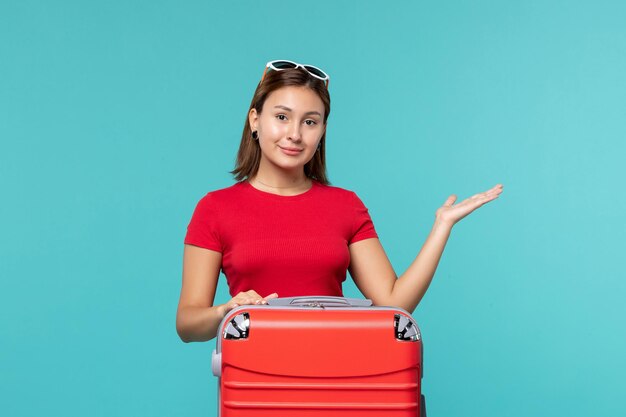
top-left (266, 296), bottom-right (373, 307)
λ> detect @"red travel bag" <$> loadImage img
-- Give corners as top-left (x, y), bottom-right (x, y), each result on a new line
top-left (211, 296), bottom-right (426, 417)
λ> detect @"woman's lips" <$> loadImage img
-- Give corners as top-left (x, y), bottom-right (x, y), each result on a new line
top-left (279, 146), bottom-right (303, 156)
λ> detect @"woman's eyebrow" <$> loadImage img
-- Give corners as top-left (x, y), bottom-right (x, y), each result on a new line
top-left (273, 105), bottom-right (322, 117)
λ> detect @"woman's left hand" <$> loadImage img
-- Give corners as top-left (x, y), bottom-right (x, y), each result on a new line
top-left (435, 184), bottom-right (503, 228)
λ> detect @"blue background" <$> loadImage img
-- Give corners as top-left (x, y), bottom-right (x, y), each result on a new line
top-left (1, 1), bottom-right (625, 416)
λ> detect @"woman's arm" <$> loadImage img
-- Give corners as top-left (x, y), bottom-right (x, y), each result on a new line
top-left (349, 220), bottom-right (451, 313)
top-left (176, 244), bottom-right (279, 342)
top-left (349, 184), bottom-right (503, 313)
top-left (176, 244), bottom-right (224, 342)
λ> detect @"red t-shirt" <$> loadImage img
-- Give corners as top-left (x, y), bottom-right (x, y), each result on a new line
top-left (184, 180), bottom-right (378, 298)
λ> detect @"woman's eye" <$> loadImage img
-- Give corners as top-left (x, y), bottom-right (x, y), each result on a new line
top-left (276, 114), bottom-right (317, 125)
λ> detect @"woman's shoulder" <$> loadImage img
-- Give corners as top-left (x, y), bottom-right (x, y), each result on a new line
top-left (314, 181), bottom-right (363, 202)
top-left (194, 182), bottom-right (248, 206)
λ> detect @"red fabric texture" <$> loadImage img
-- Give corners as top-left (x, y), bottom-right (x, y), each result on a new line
top-left (184, 180), bottom-right (378, 298)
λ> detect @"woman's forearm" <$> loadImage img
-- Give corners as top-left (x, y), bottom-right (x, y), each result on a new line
top-left (391, 218), bottom-right (453, 313)
top-left (176, 305), bottom-right (225, 343)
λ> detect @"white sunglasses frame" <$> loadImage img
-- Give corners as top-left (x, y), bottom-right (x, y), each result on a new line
top-left (261, 60), bottom-right (330, 87)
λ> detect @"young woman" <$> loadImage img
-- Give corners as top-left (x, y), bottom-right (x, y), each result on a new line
top-left (176, 60), bottom-right (503, 342)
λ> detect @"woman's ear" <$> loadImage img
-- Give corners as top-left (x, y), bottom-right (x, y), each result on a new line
top-left (248, 108), bottom-right (258, 131)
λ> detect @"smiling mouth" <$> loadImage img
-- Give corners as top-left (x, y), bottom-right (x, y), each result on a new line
top-left (278, 146), bottom-right (303, 155)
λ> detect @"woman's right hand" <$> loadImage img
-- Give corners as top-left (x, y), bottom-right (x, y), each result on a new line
top-left (217, 290), bottom-right (279, 319)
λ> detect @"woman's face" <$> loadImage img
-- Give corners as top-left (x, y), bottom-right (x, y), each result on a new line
top-left (249, 86), bottom-right (326, 174)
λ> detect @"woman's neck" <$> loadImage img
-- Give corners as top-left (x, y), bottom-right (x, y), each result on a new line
top-left (249, 165), bottom-right (312, 196)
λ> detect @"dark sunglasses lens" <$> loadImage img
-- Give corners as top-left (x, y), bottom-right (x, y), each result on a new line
top-left (272, 61), bottom-right (297, 69)
top-left (304, 65), bottom-right (327, 79)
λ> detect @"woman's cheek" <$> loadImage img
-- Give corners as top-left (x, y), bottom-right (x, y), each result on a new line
top-left (268, 123), bottom-right (284, 137)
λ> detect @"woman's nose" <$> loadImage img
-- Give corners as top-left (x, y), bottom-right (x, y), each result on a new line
top-left (288, 123), bottom-right (302, 142)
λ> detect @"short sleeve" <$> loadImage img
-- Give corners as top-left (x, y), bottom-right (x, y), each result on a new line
top-left (349, 192), bottom-right (378, 244)
top-left (183, 194), bottom-right (223, 252)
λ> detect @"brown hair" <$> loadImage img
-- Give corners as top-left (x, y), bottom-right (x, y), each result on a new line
top-left (231, 67), bottom-right (331, 184)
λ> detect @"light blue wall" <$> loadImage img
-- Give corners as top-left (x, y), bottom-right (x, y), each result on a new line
top-left (1, 1), bottom-right (624, 416)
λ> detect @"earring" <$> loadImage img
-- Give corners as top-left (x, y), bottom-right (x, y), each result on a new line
top-left (252, 130), bottom-right (258, 141)
top-left (317, 142), bottom-right (321, 151)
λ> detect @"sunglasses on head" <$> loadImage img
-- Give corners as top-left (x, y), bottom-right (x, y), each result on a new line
top-left (261, 60), bottom-right (330, 88)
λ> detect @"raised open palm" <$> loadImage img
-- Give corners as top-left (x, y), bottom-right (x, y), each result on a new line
top-left (436, 184), bottom-right (503, 226)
